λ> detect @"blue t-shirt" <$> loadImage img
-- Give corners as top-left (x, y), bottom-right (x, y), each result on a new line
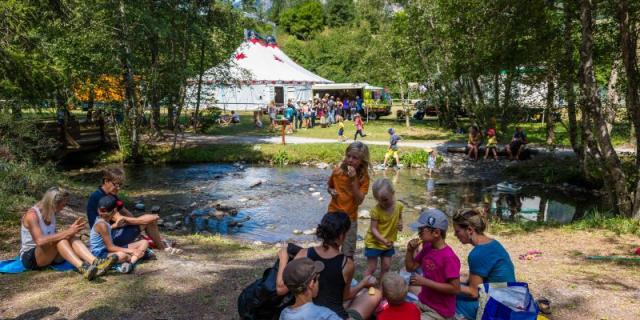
top-left (456, 240), bottom-right (515, 319)
top-left (356, 98), bottom-right (363, 111)
top-left (279, 302), bottom-right (342, 320)
top-left (87, 187), bottom-right (122, 228)
top-left (390, 134), bottom-right (401, 150)
top-left (284, 107), bottom-right (295, 120)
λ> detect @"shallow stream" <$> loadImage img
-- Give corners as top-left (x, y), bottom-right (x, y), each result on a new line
top-left (101, 163), bottom-right (605, 243)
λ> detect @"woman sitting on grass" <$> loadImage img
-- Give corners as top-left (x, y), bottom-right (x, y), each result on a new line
top-left (19, 187), bottom-right (117, 281)
top-left (453, 209), bottom-right (516, 319)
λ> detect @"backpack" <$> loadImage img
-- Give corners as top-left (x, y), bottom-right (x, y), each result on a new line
top-left (237, 243), bottom-right (302, 320)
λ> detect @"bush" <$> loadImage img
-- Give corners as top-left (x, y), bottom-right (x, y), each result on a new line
top-left (273, 149), bottom-right (290, 166)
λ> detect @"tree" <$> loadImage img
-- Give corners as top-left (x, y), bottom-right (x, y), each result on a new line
top-left (325, 0), bottom-right (355, 27)
top-left (279, 1), bottom-right (325, 40)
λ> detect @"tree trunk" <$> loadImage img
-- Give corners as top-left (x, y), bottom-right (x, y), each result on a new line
top-left (472, 75), bottom-right (486, 108)
top-left (617, 0), bottom-right (640, 218)
top-left (545, 74), bottom-right (556, 146)
top-left (118, 0), bottom-right (140, 161)
top-left (605, 60), bottom-right (621, 133)
top-left (194, 40), bottom-right (206, 133)
top-left (579, 0), bottom-right (630, 215)
top-left (564, 6), bottom-right (581, 157)
top-left (149, 27), bottom-right (162, 136)
top-left (500, 70), bottom-right (513, 135)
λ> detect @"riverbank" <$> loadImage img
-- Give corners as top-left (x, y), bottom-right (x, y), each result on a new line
top-left (1, 196), bottom-right (639, 319)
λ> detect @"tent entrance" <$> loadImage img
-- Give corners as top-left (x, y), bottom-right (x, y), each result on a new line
top-left (274, 86), bottom-right (284, 106)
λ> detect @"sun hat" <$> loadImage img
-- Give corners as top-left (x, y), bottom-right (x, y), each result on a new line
top-left (283, 258), bottom-right (325, 293)
top-left (411, 208), bottom-right (448, 232)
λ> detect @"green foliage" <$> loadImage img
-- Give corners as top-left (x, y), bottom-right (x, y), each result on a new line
top-left (325, 0), bottom-right (356, 27)
top-left (400, 150), bottom-right (428, 168)
top-left (504, 156), bottom-right (593, 187)
top-left (571, 210), bottom-right (640, 236)
top-left (279, 1), bottom-right (325, 40)
top-left (273, 149), bottom-right (290, 166)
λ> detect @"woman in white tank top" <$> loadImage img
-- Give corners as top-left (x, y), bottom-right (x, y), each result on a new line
top-left (20, 187), bottom-right (116, 280)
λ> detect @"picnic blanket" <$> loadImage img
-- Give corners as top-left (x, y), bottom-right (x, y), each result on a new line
top-left (0, 256), bottom-right (75, 274)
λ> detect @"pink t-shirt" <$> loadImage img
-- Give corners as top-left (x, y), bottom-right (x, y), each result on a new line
top-left (414, 243), bottom-right (461, 318)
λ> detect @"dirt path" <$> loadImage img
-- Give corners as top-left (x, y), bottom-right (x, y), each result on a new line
top-left (1, 200), bottom-right (639, 319)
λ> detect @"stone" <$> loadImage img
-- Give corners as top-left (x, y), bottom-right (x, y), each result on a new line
top-left (358, 210), bottom-right (371, 219)
top-left (303, 228), bottom-right (316, 235)
top-left (431, 196), bottom-right (438, 201)
top-left (171, 213), bottom-right (182, 219)
top-left (293, 229), bottom-right (303, 235)
top-left (134, 203), bottom-right (145, 210)
top-left (150, 205), bottom-right (161, 213)
top-left (253, 240), bottom-right (264, 246)
top-left (190, 202), bottom-right (197, 208)
top-left (318, 197), bottom-right (324, 201)
top-left (311, 192), bottom-right (321, 197)
top-left (413, 206), bottom-right (422, 211)
top-left (157, 219), bottom-right (164, 226)
top-left (308, 187), bottom-right (316, 192)
top-left (174, 221), bottom-right (182, 227)
top-left (238, 197), bottom-right (249, 203)
top-left (437, 198), bottom-right (447, 204)
top-left (249, 179), bottom-right (263, 188)
top-left (316, 162), bottom-right (329, 169)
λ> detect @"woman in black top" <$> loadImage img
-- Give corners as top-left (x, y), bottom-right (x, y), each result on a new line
top-left (278, 212), bottom-right (381, 319)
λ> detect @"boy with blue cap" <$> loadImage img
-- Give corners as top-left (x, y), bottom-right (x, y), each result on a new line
top-left (405, 209), bottom-right (461, 320)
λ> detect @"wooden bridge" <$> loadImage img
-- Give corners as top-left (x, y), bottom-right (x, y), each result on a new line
top-left (39, 117), bottom-right (115, 157)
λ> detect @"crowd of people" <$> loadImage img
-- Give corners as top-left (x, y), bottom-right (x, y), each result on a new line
top-left (273, 141), bottom-right (516, 320)
top-left (267, 94), bottom-right (369, 141)
top-left (17, 168), bottom-right (179, 280)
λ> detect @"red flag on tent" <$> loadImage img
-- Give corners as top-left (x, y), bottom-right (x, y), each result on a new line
top-left (235, 52), bottom-right (247, 60)
top-left (273, 55), bottom-right (283, 62)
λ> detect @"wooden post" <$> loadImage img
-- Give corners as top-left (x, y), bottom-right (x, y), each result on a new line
top-left (281, 119), bottom-right (286, 145)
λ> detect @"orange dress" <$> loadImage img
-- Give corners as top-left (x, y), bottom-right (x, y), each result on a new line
top-left (327, 167), bottom-right (370, 221)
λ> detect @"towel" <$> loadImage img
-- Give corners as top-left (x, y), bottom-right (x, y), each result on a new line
top-left (0, 256), bottom-right (76, 274)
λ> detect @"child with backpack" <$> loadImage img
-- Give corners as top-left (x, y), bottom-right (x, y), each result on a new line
top-left (364, 178), bottom-right (403, 279)
top-left (90, 195), bottom-right (149, 273)
top-left (406, 209), bottom-right (461, 319)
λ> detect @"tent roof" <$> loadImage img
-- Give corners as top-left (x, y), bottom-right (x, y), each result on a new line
top-left (312, 83), bottom-right (383, 90)
top-left (202, 40), bottom-right (332, 84)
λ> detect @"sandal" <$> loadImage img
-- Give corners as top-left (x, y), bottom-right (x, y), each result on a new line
top-left (164, 247), bottom-right (183, 255)
top-left (537, 297), bottom-right (551, 314)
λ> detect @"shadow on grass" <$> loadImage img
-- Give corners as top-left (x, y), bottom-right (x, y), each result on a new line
top-left (10, 307), bottom-right (61, 320)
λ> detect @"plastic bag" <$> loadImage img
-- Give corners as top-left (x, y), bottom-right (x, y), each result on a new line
top-left (477, 282), bottom-right (539, 320)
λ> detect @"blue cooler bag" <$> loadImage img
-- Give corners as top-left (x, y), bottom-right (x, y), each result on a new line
top-left (477, 282), bottom-right (539, 320)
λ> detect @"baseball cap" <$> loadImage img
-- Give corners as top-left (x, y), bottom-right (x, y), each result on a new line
top-left (98, 195), bottom-right (118, 212)
top-left (411, 208), bottom-right (448, 232)
top-left (283, 258), bottom-right (325, 292)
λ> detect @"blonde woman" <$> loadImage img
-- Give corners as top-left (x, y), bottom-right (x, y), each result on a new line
top-left (20, 187), bottom-right (117, 280)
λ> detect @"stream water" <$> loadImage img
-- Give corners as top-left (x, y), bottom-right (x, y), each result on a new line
top-left (100, 163), bottom-right (604, 243)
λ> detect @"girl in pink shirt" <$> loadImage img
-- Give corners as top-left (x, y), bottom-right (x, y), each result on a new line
top-left (353, 114), bottom-right (366, 140)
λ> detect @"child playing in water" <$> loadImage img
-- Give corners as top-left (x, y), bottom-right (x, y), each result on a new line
top-left (406, 209), bottom-right (461, 319)
top-left (327, 141), bottom-right (371, 258)
top-left (426, 148), bottom-right (437, 177)
top-left (484, 128), bottom-right (498, 160)
top-left (364, 178), bottom-right (403, 279)
top-left (90, 196), bottom-right (149, 273)
top-left (383, 128), bottom-right (401, 169)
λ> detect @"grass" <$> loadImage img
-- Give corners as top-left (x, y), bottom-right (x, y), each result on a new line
top-left (490, 209), bottom-right (640, 237)
top-left (145, 143), bottom-right (424, 166)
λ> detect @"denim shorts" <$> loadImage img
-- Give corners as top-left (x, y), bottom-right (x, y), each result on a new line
top-left (364, 247), bottom-right (395, 257)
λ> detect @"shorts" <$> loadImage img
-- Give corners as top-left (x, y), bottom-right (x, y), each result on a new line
top-left (386, 149), bottom-right (399, 158)
top-left (20, 247), bottom-right (41, 270)
top-left (341, 221), bottom-right (358, 257)
top-left (338, 128), bottom-right (344, 136)
top-left (20, 247), bottom-right (64, 270)
top-left (347, 309), bottom-right (364, 320)
top-left (364, 247), bottom-right (395, 257)
top-left (415, 300), bottom-right (455, 320)
top-left (112, 225), bottom-right (141, 247)
top-left (91, 248), bottom-right (109, 259)
top-left (509, 141), bottom-right (523, 152)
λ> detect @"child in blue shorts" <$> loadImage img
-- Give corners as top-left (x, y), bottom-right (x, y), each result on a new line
top-left (364, 178), bottom-right (403, 279)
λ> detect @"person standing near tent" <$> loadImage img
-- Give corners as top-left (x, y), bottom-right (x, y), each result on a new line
top-left (356, 96), bottom-right (364, 117)
top-left (285, 100), bottom-right (295, 134)
top-left (268, 100), bottom-right (277, 131)
top-left (327, 96), bottom-right (336, 124)
top-left (336, 98), bottom-right (343, 119)
top-left (343, 98), bottom-right (351, 120)
top-left (295, 100), bottom-right (304, 130)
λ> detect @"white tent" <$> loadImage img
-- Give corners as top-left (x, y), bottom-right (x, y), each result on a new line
top-left (186, 33), bottom-right (332, 111)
